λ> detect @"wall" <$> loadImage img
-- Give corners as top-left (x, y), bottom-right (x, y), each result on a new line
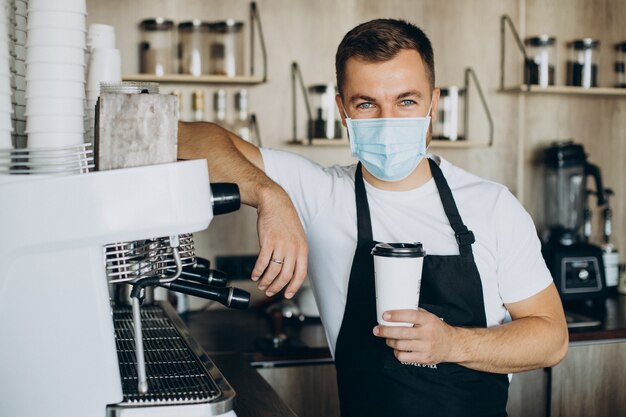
top-left (85, 0), bottom-right (625, 271)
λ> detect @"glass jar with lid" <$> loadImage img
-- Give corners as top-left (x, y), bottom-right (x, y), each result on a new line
top-left (524, 35), bottom-right (556, 87)
top-left (139, 18), bottom-right (175, 76)
top-left (566, 38), bottom-right (600, 88)
top-left (433, 86), bottom-right (465, 141)
top-left (615, 42), bottom-right (626, 88)
top-left (307, 84), bottom-right (342, 140)
top-left (178, 20), bottom-right (210, 76)
top-left (208, 20), bottom-right (244, 77)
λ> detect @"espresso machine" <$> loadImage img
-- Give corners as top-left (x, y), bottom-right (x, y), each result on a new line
top-left (0, 87), bottom-right (248, 417)
top-left (541, 141), bottom-right (607, 302)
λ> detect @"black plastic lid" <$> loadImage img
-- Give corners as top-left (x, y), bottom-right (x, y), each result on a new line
top-left (568, 38), bottom-right (600, 50)
top-left (178, 20), bottom-right (211, 31)
top-left (544, 141), bottom-right (587, 168)
top-left (525, 35), bottom-right (556, 46)
top-left (371, 242), bottom-right (425, 258)
top-left (140, 18), bottom-right (174, 31)
top-left (208, 20), bottom-right (244, 33)
top-left (615, 42), bottom-right (626, 52)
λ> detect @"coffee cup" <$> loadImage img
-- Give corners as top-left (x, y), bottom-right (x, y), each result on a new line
top-left (372, 242), bottom-right (425, 326)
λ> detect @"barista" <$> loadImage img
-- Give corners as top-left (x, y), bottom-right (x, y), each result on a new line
top-left (178, 19), bottom-right (568, 417)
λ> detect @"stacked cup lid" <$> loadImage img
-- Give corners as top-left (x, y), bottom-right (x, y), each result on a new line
top-left (85, 23), bottom-right (120, 145)
top-left (11, 0), bottom-right (28, 148)
top-left (0, 2), bottom-right (14, 150)
top-left (25, 0), bottom-right (87, 148)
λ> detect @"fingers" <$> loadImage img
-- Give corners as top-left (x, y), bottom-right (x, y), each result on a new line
top-left (283, 245), bottom-right (308, 299)
top-left (252, 241), bottom-right (308, 298)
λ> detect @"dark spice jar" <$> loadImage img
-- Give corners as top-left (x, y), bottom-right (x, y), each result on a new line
top-left (566, 38), bottom-right (600, 88)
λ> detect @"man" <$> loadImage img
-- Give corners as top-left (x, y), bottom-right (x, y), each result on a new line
top-left (179, 19), bottom-right (567, 417)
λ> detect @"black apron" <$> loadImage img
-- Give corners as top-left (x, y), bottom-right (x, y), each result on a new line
top-left (334, 158), bottom-right (509, 417)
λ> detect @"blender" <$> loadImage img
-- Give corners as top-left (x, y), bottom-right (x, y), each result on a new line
top-left (541, 141), bottom-right (607, 302)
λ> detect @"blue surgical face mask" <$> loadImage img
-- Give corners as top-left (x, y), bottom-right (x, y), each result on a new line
top-left (343, 102), bottom-right (432, 182)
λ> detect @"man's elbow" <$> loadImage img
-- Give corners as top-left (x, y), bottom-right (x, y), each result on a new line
top-left (545, 322), bottom-right (569, 367)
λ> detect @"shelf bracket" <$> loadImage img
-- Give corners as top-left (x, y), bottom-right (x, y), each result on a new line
top-left (250, 2), bottom-right (268, 82)
top-left (500, 14), bottom-right (531, 91)
top-left (464, 67), bottom-right (494, 147)
top-left (290, 62), bottom-right (314, 144)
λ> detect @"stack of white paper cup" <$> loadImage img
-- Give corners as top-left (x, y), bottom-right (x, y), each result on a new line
top-left (372, 242), bottom-right (426, 327)
top-left (85, 23), bottom-right (120, 145)
top-left (11, 0), bottom-right (28, 147)
top-left (0, 2), bottom-right (13, 151)
top-left (25, 0), bottom-right (87, 148)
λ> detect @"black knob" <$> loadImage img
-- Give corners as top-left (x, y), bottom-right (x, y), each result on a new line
top-left (179, 267), bottom-right (229, 288)
top-left (210, 183), bottom-right (241, 215)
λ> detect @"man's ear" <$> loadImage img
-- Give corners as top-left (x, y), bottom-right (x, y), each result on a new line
top-left (335, 94), bottom-right (347, 127)
top-left (430, 87), bottom-right (441, 123)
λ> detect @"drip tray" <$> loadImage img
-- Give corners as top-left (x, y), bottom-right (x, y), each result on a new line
top-left (107, 302), bottom-right (235, 417)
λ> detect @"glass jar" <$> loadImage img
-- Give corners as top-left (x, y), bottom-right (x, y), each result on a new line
top-left (307, 84), bottom-right (342, 140)
top-left (566, 38), bottom-right (600, 88)
top-left (615, 42), bottom-right (626, 88)
top-left (433, 86), bottom-right (465, 141)
top-left (178, 20), bottom-right (210, 76)
top-left (139, 18), bottom-right (174, 76)
top-left (208, 20), bottom-right (244, 77)
top-left (524, 35), bottom-right (556, 87)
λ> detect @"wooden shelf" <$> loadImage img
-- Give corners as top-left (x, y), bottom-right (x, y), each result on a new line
top-left (286, 138), bottom-right (349, 147)
top-left (122, 74), bottom-right (266, 85)
top-left (430, 140), bottom-right (490, 148)
top-left (286, 138), bottom-right (488, 148)
top-left (500, 85), bottom-right (626, 97)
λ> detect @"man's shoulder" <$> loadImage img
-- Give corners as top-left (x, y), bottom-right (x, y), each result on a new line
top-left (437, 156), bottom-right (509, 198)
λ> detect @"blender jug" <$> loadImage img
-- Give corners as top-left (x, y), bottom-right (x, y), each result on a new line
top-left (544, 141), bottom-right (605, 244)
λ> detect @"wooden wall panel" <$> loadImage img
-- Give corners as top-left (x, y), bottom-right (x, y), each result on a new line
top-left (85, 0), bottom-right (625, 275)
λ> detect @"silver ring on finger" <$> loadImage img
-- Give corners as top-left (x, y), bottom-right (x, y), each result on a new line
top-left (270, 257), bottom-right (284, 265)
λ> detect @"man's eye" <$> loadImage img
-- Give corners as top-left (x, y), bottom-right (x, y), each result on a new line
top-left (356, 102), bottom-right (374, 109)
top-left (400, 99), bottom-right (417, 106)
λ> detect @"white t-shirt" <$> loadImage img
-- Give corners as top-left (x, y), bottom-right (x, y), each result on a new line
top-left (260, 148), bottom-right (553, 356)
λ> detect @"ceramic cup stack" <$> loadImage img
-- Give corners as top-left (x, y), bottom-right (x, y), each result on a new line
top-left (25, 0), bottom-right (87, 148)
top-left (85, 23), bottom-right (120, 145)
top-left (0, 1), bottom-right (14, 151)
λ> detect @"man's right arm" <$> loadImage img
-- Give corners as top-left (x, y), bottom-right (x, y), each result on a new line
top-left (177, 121), bottom-right (308, 299)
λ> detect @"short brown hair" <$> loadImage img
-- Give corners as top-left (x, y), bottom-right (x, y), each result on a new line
top-left (335, 19), bottom-right (435, 96)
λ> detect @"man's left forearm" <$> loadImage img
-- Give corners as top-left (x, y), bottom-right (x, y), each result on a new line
top-left (449, 315), bottom-right (568, 373)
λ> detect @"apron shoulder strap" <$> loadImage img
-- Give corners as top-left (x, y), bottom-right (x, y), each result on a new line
top-left (354, 162), bottom-right (374, 241)
top-left (427, 158), bottom-right (476, 256)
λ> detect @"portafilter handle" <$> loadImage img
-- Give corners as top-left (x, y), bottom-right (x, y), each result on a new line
top-left (159, 279), bottom-right (250, 309)
top-left (210, 183), bottom-right (241, 215)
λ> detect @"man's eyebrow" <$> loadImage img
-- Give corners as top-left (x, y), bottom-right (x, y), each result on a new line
top-left (396, 90), bottom-right (423, 100)
top-left (349, 94), bottom-right (377, 103)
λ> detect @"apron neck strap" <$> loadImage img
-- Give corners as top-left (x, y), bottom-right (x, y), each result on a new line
top-left (355, 162), bottom-right (374, 242)
top-left (354, 159), bottom-right (475, 254)
top-left (427, 158), bottom-right (475, 255)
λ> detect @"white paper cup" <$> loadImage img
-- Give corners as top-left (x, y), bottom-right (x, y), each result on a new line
top-left (26, 114), bottom-right (84, 133)
top-left (28, 11), bottom-right (85, 30)
top-left (27, 28), bottom-right (86, 48)
top-left (87, 24), bottom-right (115, 49)
top-left (26, 80), bottom-right (85, 99)
top-left (372, 242), bottom-right (425, 326)
top-left (28, 0), bottom-right (87, 14)
top-left (26, 45), bottom-right (84, 65)
top-left (86, 48), bottom-right (121, 91)
top-left (26, 97), bottom-right (85, 116)
top-left (26, 62), bottom-right (85, 81)
top-left (27, 131), bottom-right (84, 148)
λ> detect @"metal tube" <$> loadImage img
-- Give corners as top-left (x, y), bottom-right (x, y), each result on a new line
top-left (132, 296), bottom-right (148, 394)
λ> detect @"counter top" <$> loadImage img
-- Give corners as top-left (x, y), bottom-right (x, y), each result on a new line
top-left (566, 294), bottom-right (626, 343)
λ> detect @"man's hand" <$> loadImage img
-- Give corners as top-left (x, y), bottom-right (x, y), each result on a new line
top-left (252, 186), bottom-right (308, 299)
top-left (373, 285), bottom-right (568, 373)
top-left (373, 309), bottom-right (456, 365)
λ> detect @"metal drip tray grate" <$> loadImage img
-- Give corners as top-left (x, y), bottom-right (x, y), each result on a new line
top-left (113, 305), bottom-right (221, 405)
